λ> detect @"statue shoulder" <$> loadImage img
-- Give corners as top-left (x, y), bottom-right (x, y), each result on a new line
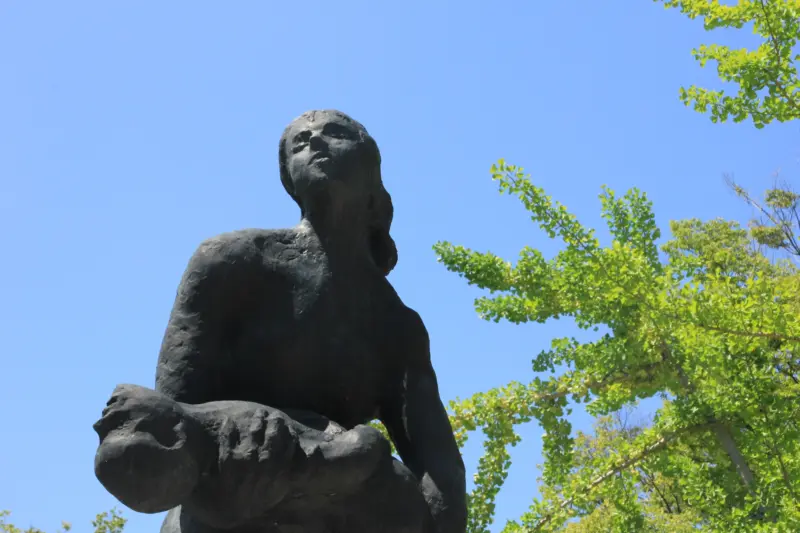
top-left (188, 230), bottom-right (254, 271)
top-left (181, 228), bottom-right (299, 289)
top-left (190, 228), bottom-right (299, 267)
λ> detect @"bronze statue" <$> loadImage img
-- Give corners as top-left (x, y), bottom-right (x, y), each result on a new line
top-left (93, 110), bottom-right (467, 533)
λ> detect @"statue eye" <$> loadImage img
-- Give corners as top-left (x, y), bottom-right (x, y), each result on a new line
top-left (322, 124), bottom-right (354, 140)
top-left (291, 131), bottom-right (311, 152)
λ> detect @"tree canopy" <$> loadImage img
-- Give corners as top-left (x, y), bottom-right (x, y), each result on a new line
top-left (435, 161), bottom-right (800, 532)
top-left (655, 0), bottom-right (800, 127)
top-left (430, 2), bottom-right (800, 530)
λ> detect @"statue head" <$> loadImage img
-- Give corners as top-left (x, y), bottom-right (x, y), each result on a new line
top-left (279, 110), bottom-right (397, 275)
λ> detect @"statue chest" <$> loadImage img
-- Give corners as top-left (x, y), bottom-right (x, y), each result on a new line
top-left (263, 329), bottom-right (389, 427)
top-left (229, 276), bottom-right (400, 426)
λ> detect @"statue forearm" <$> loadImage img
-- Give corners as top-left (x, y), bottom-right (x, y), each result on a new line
top-left (385, 419), bottom-right (467, 533)
top-left (420, 466), bottom-right (468, 533)
top-left (389, 363), bottom-right (468, 533)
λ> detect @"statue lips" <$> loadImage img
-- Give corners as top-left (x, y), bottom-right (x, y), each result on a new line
top-left (309, 151), bottom-right (332, 167)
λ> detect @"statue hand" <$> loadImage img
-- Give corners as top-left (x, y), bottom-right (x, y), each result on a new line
top-left (93, 384), bottom-right (205, 514)
top-left (304, 424), bottom-right (390, 494)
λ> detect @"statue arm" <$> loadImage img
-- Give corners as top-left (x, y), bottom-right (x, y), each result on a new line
top-left (155, 236), bottom-right (252, 403)
top-left (381, 311), bottom-right (467, 533)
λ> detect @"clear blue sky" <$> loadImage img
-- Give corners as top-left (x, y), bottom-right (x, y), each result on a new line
top-left (1, 2), bottom-right (797, 532)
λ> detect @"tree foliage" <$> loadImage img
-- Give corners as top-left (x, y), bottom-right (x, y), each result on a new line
top-left (656, 0), bottom-right (800, 127)
top-left (0, 510), bottom-right (125, 533)
top-left (435, 160), bottom-right (800, 532)
top-left (561, 410), bottom-right (703, 533)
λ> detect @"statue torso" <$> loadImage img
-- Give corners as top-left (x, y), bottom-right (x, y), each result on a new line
top-left (161, 227), bottom-right (415, 429)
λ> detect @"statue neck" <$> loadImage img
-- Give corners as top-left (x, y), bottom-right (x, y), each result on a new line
top-left (298, 195), bottom-right (371, 263)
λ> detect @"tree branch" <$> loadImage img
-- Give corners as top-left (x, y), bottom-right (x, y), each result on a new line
top-left (660, 342), bottom-right (759, 496)
top-left (695, 323), bottom-right (800, 344)
top-left (530, 424), bottom-right (706, 531)
top-left (710, 422), bottom-right (756, 488)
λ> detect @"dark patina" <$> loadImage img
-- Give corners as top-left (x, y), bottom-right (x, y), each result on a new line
top-left (92, 111), bottom-right (467, 533)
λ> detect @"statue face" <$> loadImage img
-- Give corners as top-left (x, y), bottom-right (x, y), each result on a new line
top-left (284, 112), bottom-right (373, 202)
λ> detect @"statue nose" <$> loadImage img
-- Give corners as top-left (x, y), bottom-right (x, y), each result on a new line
top-left (309, 135), bottom-right (327, 151)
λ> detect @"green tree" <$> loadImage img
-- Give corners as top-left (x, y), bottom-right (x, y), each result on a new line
top-left (0, 510), bottom-right (125, 533)
top-left (655, 0), bottom-right (800, 128)
top-left (435, 3), bottom-right (800, 531)
top-left (435, 161), bottom-right (800, 532)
